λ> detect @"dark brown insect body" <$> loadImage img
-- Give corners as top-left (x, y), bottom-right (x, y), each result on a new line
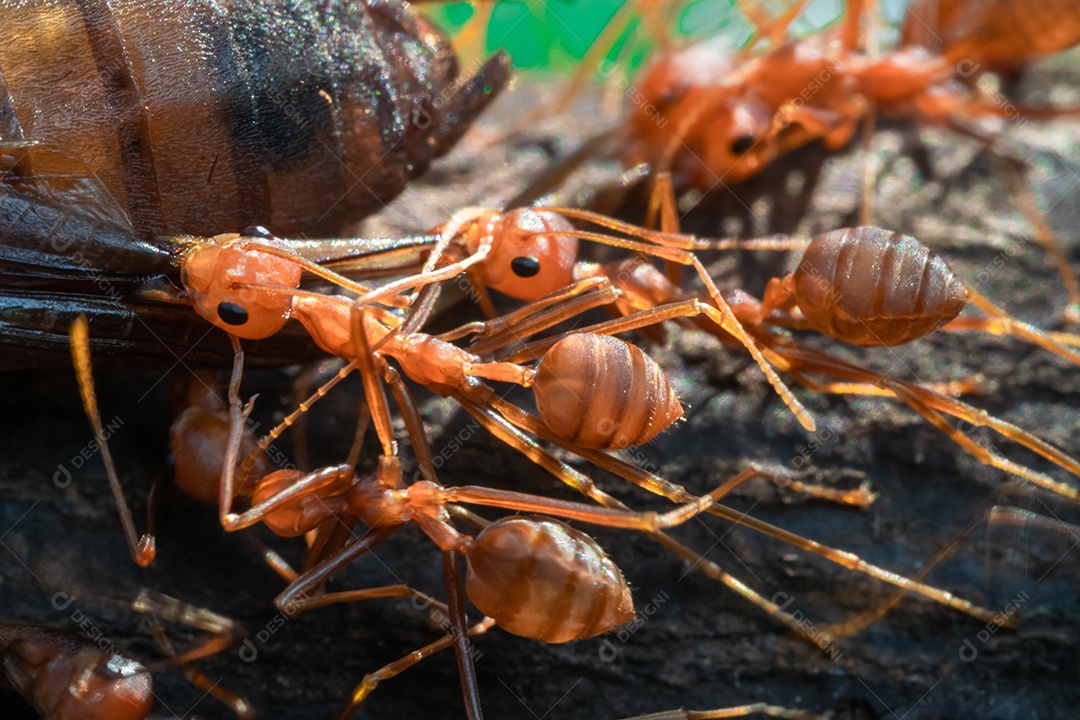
top-left (0, 0), bottom-right (508, 366)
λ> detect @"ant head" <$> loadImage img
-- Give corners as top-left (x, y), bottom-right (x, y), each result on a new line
top-left (702, 98), bottom-right (779, 183)
top-left (9, 642), bottom-right (153, 720)
top-left (182, 232), bottom-right (303, 339)
top-left (469, 209), bottom-right (579, 301)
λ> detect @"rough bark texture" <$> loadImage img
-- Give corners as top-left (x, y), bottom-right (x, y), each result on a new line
top-left (1, 58), bottom-right (1078, 720)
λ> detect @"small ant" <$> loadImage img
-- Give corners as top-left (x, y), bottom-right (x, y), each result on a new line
top-left (0, 620), bottom-right (153, 720)
top-left (0, 587), bottom-right (251, 720)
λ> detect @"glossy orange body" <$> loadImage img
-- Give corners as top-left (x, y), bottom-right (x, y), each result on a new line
top-left (0, 623), bottom-right (153, 720)
top-left (534, 334), bottom-right (682, 449)
top-left (465, 517), bottom-right (634, 643)
top-left (790, 227), bottom-right (969, 346)
top-left (622, 1), bottom-right (1079, 189)
top-left (901, 0), bottom-right (1080, 71)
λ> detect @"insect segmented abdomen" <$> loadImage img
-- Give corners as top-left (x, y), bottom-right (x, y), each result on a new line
top-left (465, 518), bottom-right (635, 644)
top-left (0, 0), bottom-right (507, 239)
top-left (533, 333), bottom-right (683, 450)
top-left (793, 227), bottom-right (969, 347)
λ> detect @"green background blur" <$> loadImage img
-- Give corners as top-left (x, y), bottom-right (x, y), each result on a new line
top-left (424, 0), bottom-right (911, 72)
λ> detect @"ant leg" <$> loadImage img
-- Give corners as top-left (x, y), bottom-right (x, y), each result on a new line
top-left (236, 532), bottom-right (298, 582)
top-left (285, 583), bottom-right (446, 615)
top-left (989, 505), bottom-right (1080, 540)
top-left (517, 216), bottom-right (816, 430)
top-left (350, 304), bottom-right (399, 460)
top-left (788, 369), bottom-right (988, 399)
top-left (884, 379), bottom-right (1080, 501)
top-left (473, 396), bottom-right (1005, 626)
top-left (487, 391), bottom-right (874, 509)
top-left (766, 343), bottom-right (1080, 494)
top-left (332, 617), bottom-right (496, 720)
top-left (736, 0), bottom-right (813, 49)
top-left (942, 316), bottom-right (1080, 349)
top-left (617, 705), bottom-right (825, 720)
top-left (132, 589), bottom-right (255, 719)
top-left (69, 316), bottom-right (156, 567)
top-left (438, 278), bottom-right (617, 347)
top-left (276, 524), bottom-right (401, 612)
top-left (967, 284), bottom-right (1080, 367)
top-left (646, 172), bottom-right (684, 285)
top-left (133, 589), bottom-right (243, 667)
top-left (711, 237), bottom-right (812, 251)
top-left (222, 464), bottom-right (354, 532)
top-left (450, 397), bottom-right (838, 647)
top-left (347, 207), bottom-right (495, 308)
top-left (444, 550), bottom-right (484, 720)
top-left (824, 506), bottom-right (995, 638)
top-left (496, 298), bottom-right (757, 366)
top-left (839, 0), bottom-right (875, 52)
top-left (988, 150), bottom-right (1080, 325)
top-left (239, 359), bottom-right (360, 486)
top-left (381, 363), bottom-right (440, 483)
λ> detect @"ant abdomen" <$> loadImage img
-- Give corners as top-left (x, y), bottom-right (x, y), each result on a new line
top-left (793, 227), bottom-right (969, 346)
top-left (464, 517), bottom-right (634, 643)
top-left (170, 386), bottom-right (271, 504)
top-left (533, 334), bottom-right (683, 450)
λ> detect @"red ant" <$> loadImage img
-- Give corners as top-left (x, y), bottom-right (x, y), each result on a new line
top-left (0, 587), bottom-right (251, 720)
top-left (576, 0), bottom-right (1080, 318)
top-left (378, 193), bottom-right (1080, 503)
top-left (71, 216), bottom-right (1027, 716)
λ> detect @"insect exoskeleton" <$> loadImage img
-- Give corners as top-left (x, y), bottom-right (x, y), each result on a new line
top-left (533, 333), bottom-right (683, 449)
top-left (0, 0), bottom-right (508, 240)
top-left (790, 227), bottom-right (969, 347)
top-left (464, 517), bottom-right (635, 644)
top-left (0, 623), bottom-right (153, 720)
top-left (180, 232), bottom-right (303, 340)
top-left (463, 208), bottom-right (581, 300)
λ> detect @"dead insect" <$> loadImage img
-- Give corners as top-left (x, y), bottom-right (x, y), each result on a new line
top-left (0, 0), bottom-right (509, 366)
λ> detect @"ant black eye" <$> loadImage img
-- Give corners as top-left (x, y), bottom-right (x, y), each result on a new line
top-left (510, 256), bottom-right (541, 278)
top-left (730, 135), bottom-right (755, 155)
top-left (240, 225), bottom-right (273, 239)
top-left (217, 302), bottom-right (249, 326)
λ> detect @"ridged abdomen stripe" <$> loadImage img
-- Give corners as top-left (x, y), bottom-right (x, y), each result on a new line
top-left (74, 0), bottom-right (165, 237)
